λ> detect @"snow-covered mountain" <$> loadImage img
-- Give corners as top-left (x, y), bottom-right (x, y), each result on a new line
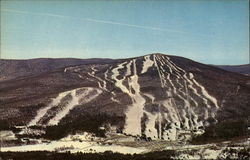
top-left (0, 53), bottom-right (249, 142)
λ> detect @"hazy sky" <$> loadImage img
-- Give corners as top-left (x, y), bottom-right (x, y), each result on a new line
top-left (1, 0), bottom-right (249, 65)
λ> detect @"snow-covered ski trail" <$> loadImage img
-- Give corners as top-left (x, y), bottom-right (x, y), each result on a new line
top-left (111, 62), bottom-right (130, 94)
top-left (87, 66), bottom-right (107, 91)
top-left (162, 55), bottom-right (219, 126)
top-left (29, 87), bottom-right (102, 126)
top-left (141, 55), bottom-right (154, 74)
top-left (28, 91), bottom-right (70, 126)
top-left (154, 54), bottom-right (209, 135)
top-left (123, 59), bottom-right (146, 136)
top-left (48, 88), bottom-right (102, 126)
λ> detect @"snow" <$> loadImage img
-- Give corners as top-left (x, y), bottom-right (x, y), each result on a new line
top-left (1, 140), bottom-right (92, 152)
top-left (28, 87), bottom-right (102, 126)
top-left (124, 59), bottom-right (146, 136)
top-left (0, 131), bottom-right (16, 140)
top-left (143, 93), bottom-right (158, 139)
top-left (152, 54), bottom-right (220, 138)
top-left (176, 154), bottom-right (201, 160)
top-left (111, 60), bottom-right (150, 136)
top-left (144, 93), bottom-right (155, 102)
top-left (80, 145), bottom-right (146, 154)
top-left (159, 54), bottom-right (219, 130)
top-left (48, 88), bottom-right (102, 126)
top-left (111, 62), bottom-right (130, 94)
top-left (52, 55), bottom-right (221, 137)
top-left (125, 60), bottom-right (133, 76)
top-left (141, 55), bottom-right (154, 74)
top-left (64, 66), bottom-right (80, 73)
top-left (161, 100), bottom-right (181, 141)
top-left (48, 89), bottom-right (81, 126)
top-left (62, 54), bottom-right (220, 141)
top-left (88, 66), bottom-right (107, 91)
top-left (1, 133), bottom-right (146, 154)
top-left (153, 55), bottom-right (164, 88)
top-left (144, 112), bottom-right (158, 140)
top-left (192, 78), bottom-right (219, 109)
top-left (28, 91), bottom-right (71, 126)
top-left (202, 148), bottom-right (222, 159)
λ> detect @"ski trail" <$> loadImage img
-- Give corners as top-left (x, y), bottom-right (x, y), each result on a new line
top-left (186, 89), bottom-right (201, 129)
top-left (157, 103), bottom-right (162, 139)
top-left (156, 55), bottom-right (203, 131)
top-left (192, 78), bottom-right (219, 109)
top-left (95, 66), bottom-right (121, 103)
top-left (152, 55), bottom-right (164, 139)
top-left (153, 55), bottom-right (164, 88)
top-left (169, 60), bottom-right (201, 129)
top-left (165, 56), bottom-right (219, 109)
top-left (28, 91), bottom-right (71, 126)
top-left (164, 57), bottom-right (211, 126)
top-left (104, 70), bottom-right (110, 82)
top-left (144, 112), bottom-right (158, 139)
top-left (158, 57), bottom-right (195, 117)
top-left (47, 88), bottom-right (83, 126)
top-left (154, 55), bottom-right (186, 137)
top-left (144, 93), bottom-right (158, 139)
top-left (125, 61), bottom-right (133, 76)
top-left (111, 62), bottom-right (130, 94)
top-left (104, 68), bottom-right (120, 103)
top-left (162, 99), bottom-right (181, 140)
top-left (144, 93), bottom-right (155, 102)
top-left (111, 96), bottom-right (120, 103)
top-left (163, 57), bottom-right (199, 110)
top-left (183, 74), bottom-right (200, 106)
top-left (64, 66), bottom-right (81, 73)
top-left (92, 67), bottom-right (98, 72)
top-left (141, 55), bottom-right (154, 74)
top-left (104, 66), bottom-right (116, 83)
top-left (87, 67), bottom-right (107, 91)
top-left (185, 72), bottom-right (211, 125)
top-left (156, 55), bottom-right (191, 130)
top-left (123, 59), bottom-right (146, 136)
top-left (64, 66), bottom-right (74, 73)
top-left (156, 56), bottom-right (178, 94)
top-left (168, 56), bottom-right (219, 127)
top-left (48, 88), bottom-right (102, 126)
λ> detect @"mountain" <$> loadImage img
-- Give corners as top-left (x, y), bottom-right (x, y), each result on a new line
top-left (214, 64), bottom-right (250, 75)
top-left (1, 53), bottom-right (249, 142)
top-left (0, 58), bottom-right (114, 82)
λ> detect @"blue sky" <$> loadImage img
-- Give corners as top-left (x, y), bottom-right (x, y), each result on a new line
top-left (1, 0), bottom-right (249, 65)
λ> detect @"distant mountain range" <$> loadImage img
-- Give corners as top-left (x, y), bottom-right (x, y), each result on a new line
top-left (214, 64), bottom-right (250, 75)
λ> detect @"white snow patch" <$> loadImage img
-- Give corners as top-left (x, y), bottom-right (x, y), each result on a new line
top-left (125, 60), bottom-right (133, 76)
top-left (0, 131), bottom-right (16, 140)
top-left (141, 55), bottom-right (154, 74)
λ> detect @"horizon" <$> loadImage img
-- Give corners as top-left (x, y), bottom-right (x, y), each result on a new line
top-left (1, 0), bottom-right (249, 65)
